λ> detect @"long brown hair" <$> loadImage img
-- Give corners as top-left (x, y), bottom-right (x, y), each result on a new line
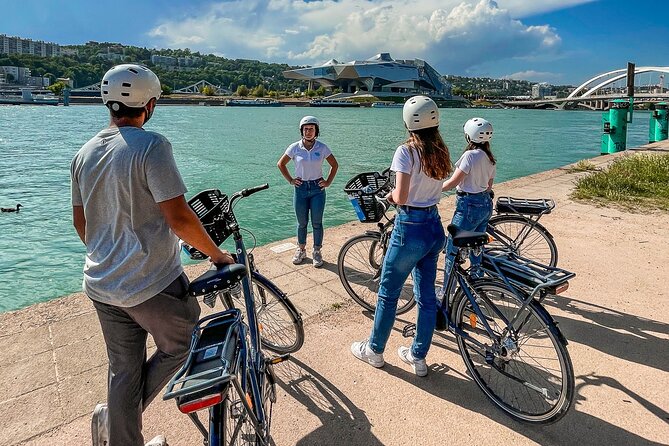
top-left (465, 141), bottom-right (496, 164)
top-left (405, 127), bottom-right (452, 179)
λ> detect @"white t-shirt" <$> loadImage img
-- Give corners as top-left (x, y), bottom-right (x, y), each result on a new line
top-left (455, 149), bottom-right (496, 194)
top-left (284, 140), bottom-right (332, 181)
top-left (390, 144), bottom-right (444, 207)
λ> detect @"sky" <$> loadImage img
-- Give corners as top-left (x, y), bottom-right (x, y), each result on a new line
top-left (1, 0), bottom-right (667, 86)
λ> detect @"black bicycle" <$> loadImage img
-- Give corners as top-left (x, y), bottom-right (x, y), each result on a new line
top-left (164, 184), bottom-right (299, 445)
top-left (181, 188), bottom-right (304, 354)
top-left (337, 170), bottom-right (559, 315)
top-left (404, 224), bottom-right (575, 423)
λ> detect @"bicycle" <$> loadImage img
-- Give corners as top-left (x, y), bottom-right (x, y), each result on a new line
top-left (181, 188), bottom-right (304, 354)
top-left (164, 184), bottom-right (298, 445)
top-left (403, 224), bottom-right (575, 423)
top-left (337, 170), bottom-right (559, 315)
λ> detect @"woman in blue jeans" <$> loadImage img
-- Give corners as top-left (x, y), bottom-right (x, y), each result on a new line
top-left (278, 116), bottom-right (338, 268)
top-left (441, 117), bottom-right (496, 282)
top-left (351, 96), bottom-right (452, 377)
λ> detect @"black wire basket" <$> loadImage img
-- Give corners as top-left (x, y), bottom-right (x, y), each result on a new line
top-left (187, 189), bottom-right (237, 247)
top-left (344, 171), bottom-right (390, 223)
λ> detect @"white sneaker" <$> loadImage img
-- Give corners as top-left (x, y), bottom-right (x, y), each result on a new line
top-left (91, 403), bottom-right (109, 446)
top-left (145, 435), bottom-right (168, 446)
top-left (312, 249), bottom-right (324, 268)
top-left (292, 248), bottom-right (306, 265)
top-left (398, 346), bottom-right (428, 377)
top-left (350, 340), bottom-right (384, 368)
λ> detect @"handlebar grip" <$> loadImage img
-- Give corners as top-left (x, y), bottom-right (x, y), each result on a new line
top-left (241, 183), bottom-right (270, 197)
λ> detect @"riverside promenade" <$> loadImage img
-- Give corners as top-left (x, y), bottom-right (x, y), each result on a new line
top-left (2, 142), bottom-right (668, 446)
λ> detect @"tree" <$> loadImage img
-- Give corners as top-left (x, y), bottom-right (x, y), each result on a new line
top-left (305, 89), bottom-right (317, 98)
top-left (161, 84), bottom-right (173, 95)
top-left (316, 86), bottom-right (326, 96)
top-left (47, 82), bottom-right (67, 96)
top-left (236, 84), bottom-right (249, 97)
top-left (251, 85), bottom-right (266, 97)
top-left (201, 85), bottom-right (216, 96)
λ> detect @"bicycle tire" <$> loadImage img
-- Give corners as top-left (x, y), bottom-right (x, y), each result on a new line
top-left (225, 273), bottom-right (304, 354)
top-left (452, 279), bottom-right (574, 424)
top-left (487, 215), bottom-right (558, 267)
top-left (337, 233), bottom-right (416, 315)
top-left (221, 392), bottom-right (257, 445)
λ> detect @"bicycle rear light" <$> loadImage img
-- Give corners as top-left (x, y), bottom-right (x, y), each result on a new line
top-left (554, 282), bottom-right (569, 295)
top-left (178, 393), bottom-right (223, 414)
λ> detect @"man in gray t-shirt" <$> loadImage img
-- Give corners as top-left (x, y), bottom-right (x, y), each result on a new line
top-left (71, 64), bottom-right (233, 446)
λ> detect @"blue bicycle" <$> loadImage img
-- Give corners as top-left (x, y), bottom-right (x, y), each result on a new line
top-left (164, 184), bottom-right (290, 445)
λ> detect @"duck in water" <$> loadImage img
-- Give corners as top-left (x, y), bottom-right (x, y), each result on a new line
top-left (1, 204), bottom-right (22, 213)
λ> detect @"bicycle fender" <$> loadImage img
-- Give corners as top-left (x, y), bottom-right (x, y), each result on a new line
top-left (364, 230), bottom-right (382, 237)
top-left (531, 301), bottom-right (568, 346)
top-left (251, 271), bottom-right (303, 324)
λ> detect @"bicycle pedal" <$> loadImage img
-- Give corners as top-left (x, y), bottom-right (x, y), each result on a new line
top-left (402, 323), bottom-right (416, 338)
top-left (268, 354), bottom-right (290, 365)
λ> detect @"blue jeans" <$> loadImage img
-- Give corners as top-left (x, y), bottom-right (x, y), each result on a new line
top-left (369, 206), bottom-right (446, 360)
top-left (444, 192), bottom-right (493, 283)
top-left (294, 180), bottom-right (326, 247)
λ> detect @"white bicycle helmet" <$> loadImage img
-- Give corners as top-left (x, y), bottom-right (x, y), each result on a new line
top-left (464, 117), bottom-right (493, 143)
top-left (101, 64), bottom-right (161, 109)
top-left (403, 96), bottom-right (439, 131)
top-left (299, 116), bottom-right (320, 136)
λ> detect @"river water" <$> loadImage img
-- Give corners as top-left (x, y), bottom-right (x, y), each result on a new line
top-left (0, 105), bottom-right (651, 312)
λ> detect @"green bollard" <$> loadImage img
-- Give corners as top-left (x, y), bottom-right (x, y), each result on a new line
top-left (649, 102), bottom-right (668, 143)
top-left (601, 99), bottom-right (630, 154)
top-left (63, 88), bottom-right (71, 106)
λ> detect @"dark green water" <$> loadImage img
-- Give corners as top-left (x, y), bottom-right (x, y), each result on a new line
top-left (0, 105), bottom-right (652, 311)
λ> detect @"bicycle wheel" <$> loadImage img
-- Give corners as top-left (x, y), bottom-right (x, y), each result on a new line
top-left (452, 279), bottom-right (574, 423)
top-left (221, 370), bottom-right (274, 445)
top-left (487, 215), bottom-right (558, 267)
top-left (337, 234), bottom-right (415, 315)
top-left (226, 274), bottom-right (304, 354)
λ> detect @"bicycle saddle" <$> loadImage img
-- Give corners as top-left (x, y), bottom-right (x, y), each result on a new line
top-left (189, 263), bottom-right (247, 297)
top-left (447, 224), bottom-right (489, 248)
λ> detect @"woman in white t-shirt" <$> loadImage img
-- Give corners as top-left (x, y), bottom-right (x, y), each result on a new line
top-left (277, 116), bottom-right (338, 268)
top-left (351, 96), bottom-right (452, 377)
top-left (441, 117), bottom-right (497, 278)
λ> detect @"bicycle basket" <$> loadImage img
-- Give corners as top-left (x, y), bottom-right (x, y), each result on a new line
top-left (344, 171), bottom-right (389, 223)
top-left (187, 189), bottom-right (237, 247)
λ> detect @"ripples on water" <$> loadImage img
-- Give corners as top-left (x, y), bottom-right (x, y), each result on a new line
top-left (0, 105), bottom-right (652, 311)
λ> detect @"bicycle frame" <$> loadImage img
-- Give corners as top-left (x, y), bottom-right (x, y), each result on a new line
top-left (165, 185), bottom-right (275, 446)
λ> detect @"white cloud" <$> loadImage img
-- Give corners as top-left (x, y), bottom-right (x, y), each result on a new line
top-left (502, 70), bottom-right (563, 82)
top-left (147, 0), bottom-right (573, 74)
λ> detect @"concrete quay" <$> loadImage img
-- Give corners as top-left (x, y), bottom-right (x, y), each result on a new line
top-left (1, 142), bottom-right (668, 446)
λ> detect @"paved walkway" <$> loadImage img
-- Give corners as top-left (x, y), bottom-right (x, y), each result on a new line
top-left (1, 142), bottom-right (668, 446)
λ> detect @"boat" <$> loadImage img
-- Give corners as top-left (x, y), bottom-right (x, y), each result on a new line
top-left (0, 89), bottom-right (59, 106)
top-left (310, 99), bottom-right (361, 107)
top-left (225, 98), bottom-right (282, 107)
top-left (371, 101), bottom-right (403, 108)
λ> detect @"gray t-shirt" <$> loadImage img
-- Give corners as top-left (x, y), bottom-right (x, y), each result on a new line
top-left (71, 126), bottom-right (187, 307)
top-left (390, 144), bottom-right (444, 207)
top-left (455, 149), bottom-right (496, 194)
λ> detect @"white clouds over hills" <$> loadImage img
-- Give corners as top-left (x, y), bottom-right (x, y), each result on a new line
top-left (148, 0), bottom-right (591, 75)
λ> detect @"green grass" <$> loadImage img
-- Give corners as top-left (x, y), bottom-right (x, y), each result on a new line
top-left (571, 154), bottom-right (669, 211)
top-left (567, 159), bottom-right (599, 173)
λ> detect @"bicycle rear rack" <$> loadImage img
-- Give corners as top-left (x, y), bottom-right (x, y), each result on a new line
top-left (480, 249), bottom-right (575, 298)
top-left (496, 197), bottom-right (555, 216)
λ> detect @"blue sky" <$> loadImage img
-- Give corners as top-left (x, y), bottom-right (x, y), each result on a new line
top-left (1, 0), bottom-right (667, 85)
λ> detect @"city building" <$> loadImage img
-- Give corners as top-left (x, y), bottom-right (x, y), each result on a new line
top-left (151, 55), bottom-right (176, 66)
top-left (283, 53), bottom-right (451, 98)
top-left (532, 82), bottom-right (553, 99)
top-left (0, 34), bottom-right (61, 57)
top-left (0, 66), bottom-right (31, 84)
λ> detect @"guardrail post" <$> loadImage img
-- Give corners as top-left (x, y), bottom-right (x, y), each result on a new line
top-left (649, 102), bottom-right (668, 142)
top-left (601, 99), bottom-right (630, 154)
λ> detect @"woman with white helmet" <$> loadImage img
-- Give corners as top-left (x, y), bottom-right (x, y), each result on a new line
top-left (441, 117), bottom-right (497, 282)
top-left (277, 115), bottom-right (339, 267)
top-left (351, 95), bottom-right (452, 377)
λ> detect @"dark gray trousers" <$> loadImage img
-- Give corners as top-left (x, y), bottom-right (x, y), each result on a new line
top-left (92, 273), bottom-right (200, 446)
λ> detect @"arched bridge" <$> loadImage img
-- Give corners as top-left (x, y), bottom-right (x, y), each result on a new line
top-left (505, 66), bottom-right (669, 110)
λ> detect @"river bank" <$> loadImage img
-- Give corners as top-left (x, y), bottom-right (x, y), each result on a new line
top-left (1, 141), bottom-right (667, 446)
